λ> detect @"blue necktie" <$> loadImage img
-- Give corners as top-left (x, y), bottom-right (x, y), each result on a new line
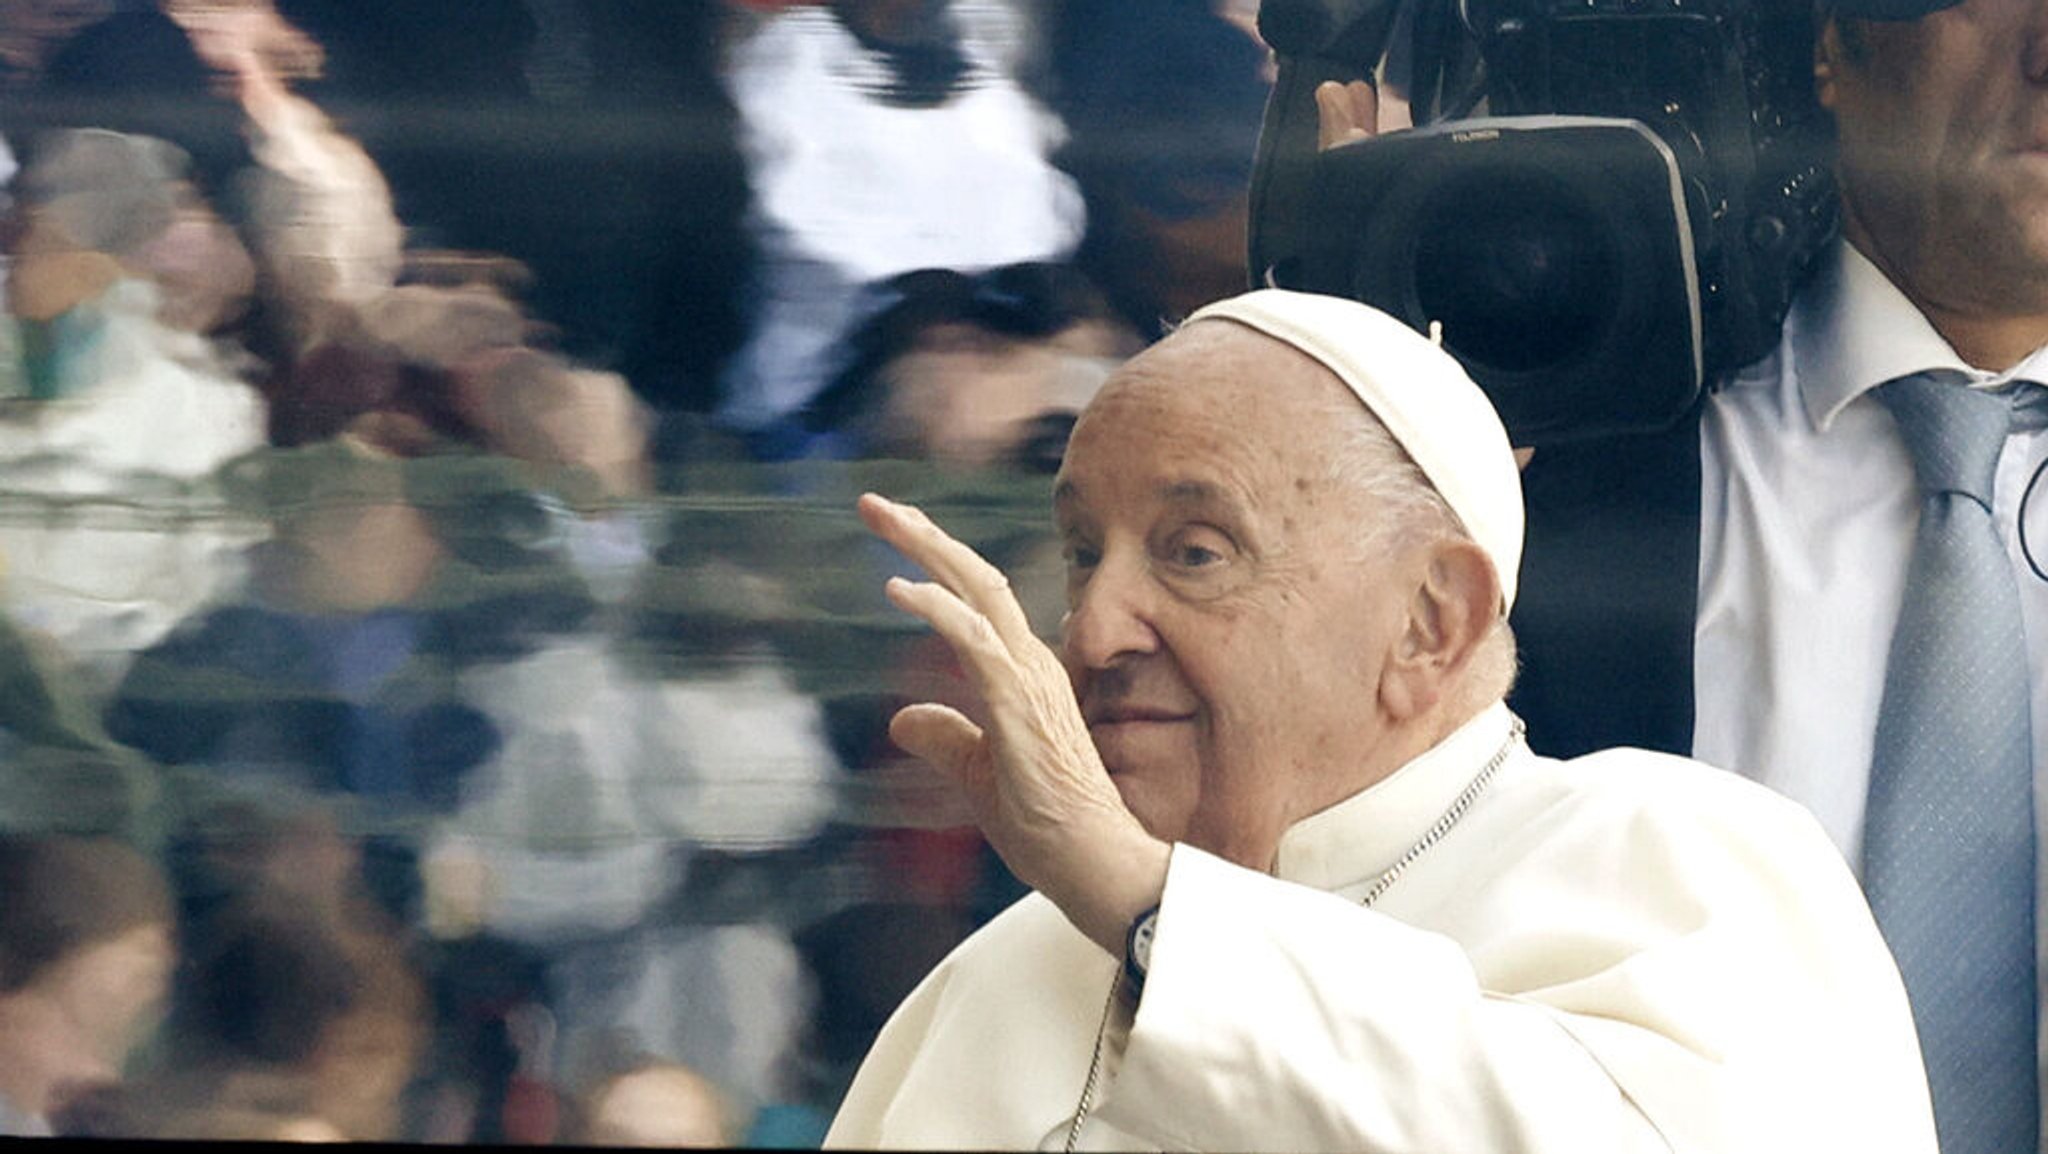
top-left (1864, 371), bottom-right (2038, 1154)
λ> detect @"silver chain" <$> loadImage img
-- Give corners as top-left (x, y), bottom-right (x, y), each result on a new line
top-left (1061, 718), bottom-right (1525, 1151)
top-left (1357, 718), bottom-right (1524, 908)
top-left (1062, 974), bottom-right (1122, 1152)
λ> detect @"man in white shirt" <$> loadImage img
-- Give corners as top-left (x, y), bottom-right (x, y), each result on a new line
top-left (824, 289), bottom-right (1935, 1151)
top-left (1697, 10), bottom-right (2048, 1151)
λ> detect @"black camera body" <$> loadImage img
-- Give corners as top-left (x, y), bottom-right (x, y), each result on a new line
top-left (1250, 0), bottom-right (1836, 445)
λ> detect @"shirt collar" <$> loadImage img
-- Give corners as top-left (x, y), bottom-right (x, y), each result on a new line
top-left (1272, 702), bottom-right (1519, 894)
top-left (1792, 239), bottom-right (2048, 430)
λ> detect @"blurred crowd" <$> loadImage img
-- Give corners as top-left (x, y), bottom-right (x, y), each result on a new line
top-left (0, 0), bottom-right (1273, 1143)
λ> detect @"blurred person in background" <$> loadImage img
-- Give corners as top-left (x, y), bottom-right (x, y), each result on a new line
top-left (271, 0), bottom-right (750, 418)
top-left (0, 126), bottom-right (267, 698)
top-left (101, 439), bottom-right (625, 925)
top-left (740, 259), bottom-right (1138, 1132)
top-left (1038, 0), bottom-right (1273, 335)
top-left (716, 0), bottom-right (1086, 452)
top-left (120, 890), bottom-right (427, 1141)
top-left (111, 792), bottom-right (545, 1144)
top-left (801, 261), bottom-right (1139, 470)
top-left (419, 477), bottom-right (844, 1138)
top-left (166, 0), bottom-right (398, 363)
top-left (14, 0), bottom-right (258, 202)
top-left (0, 834), bottom-right (174, 1137)
top-left (179, 0), bottom-right (669, 593)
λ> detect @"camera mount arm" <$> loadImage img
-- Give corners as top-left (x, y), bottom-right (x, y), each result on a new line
top-left (1247, 0), bottom-right (1404, 288)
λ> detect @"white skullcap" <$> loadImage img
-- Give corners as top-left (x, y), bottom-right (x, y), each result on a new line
top-left (1184, 289), bottom-right (1525, 611)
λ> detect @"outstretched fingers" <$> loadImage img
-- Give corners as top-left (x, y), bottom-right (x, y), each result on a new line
top-left (858, 493), bottom-right (1039, 652)
top-left (862, 493), bottom-right (1162, 946)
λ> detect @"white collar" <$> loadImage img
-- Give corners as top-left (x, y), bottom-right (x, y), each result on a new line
top-left (1272, 703), bottom-right (1520, 894)
top-left (1791, 239), bottom-right (2048, 431)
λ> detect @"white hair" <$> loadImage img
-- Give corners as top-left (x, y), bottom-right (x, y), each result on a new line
top-left (1314, 388), bottom-right (1521, 708)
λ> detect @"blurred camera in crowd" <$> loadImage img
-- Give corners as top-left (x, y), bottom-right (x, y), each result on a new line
top-left (1249, 0), bottom-right (1835, 444)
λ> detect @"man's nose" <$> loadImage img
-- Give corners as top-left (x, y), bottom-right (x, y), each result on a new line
top-left (1059, 558), bottom-right (1161, 671)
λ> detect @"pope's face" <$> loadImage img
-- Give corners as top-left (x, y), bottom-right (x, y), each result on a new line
top-left (1053, 321), bottom-right (1419, 870)
top-left (1821, 0), bottom-right (2048, 322)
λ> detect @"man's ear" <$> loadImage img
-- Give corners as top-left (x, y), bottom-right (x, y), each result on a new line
top-left (1379, 539), bottom-right (1500, 722)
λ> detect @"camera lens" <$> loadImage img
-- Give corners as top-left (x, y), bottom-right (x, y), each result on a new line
top-left (1407, 174), bottom-right (1619, 375)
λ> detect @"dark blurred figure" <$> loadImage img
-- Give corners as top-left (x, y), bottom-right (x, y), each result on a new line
top-left (0, 1), bottom-right (116, 91)
top-left (739, 259), bottom-right (1140, 1138)
top-left (12, 0), bottom-right (259, 198)
top-left (1039, 0), bottom-right (1272, 333)
top-left (270, 0), bottom-right (753, 416)
top-left (103, 889), bottom-right (428, 1140)
top-left (110, 795), bottom-right (550, 1144)
top-left (0, 834), bottom-right (174, 1136)
top-left (789, 901), bottom-right (968, 1135)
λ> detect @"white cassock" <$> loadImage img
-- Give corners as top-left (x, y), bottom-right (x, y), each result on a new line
top-left (826, 703), bottom-right (1937, 1152)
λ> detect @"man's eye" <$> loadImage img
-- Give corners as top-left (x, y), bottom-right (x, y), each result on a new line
top-left (1165, 527), bottom-right (1233, 570)
top-left (1064, 544), bottom-right (1101, 570)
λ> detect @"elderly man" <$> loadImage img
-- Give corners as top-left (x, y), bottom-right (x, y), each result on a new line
top-left (824, 289), bottom-right (1935, 1152)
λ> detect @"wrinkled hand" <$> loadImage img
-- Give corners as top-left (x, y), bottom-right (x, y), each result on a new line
top-left (859, 493), bottom-right (1169, 954)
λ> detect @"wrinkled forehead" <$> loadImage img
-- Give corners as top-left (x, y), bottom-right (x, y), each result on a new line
top-left (1056, 321), bottom-right (1375, 515)
top-left (1069, 319), bottom-right (1370, 458)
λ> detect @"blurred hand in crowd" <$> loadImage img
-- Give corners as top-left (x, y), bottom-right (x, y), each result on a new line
top-left (161, 0), bottom-right (323, 90)
top-left (455, 349), bottom-right (654, 500)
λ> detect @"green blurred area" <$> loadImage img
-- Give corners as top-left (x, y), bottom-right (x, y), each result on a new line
top-left (0, 440), bottom-right (1066, 843)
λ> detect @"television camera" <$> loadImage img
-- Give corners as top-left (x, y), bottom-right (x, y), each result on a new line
top-left (1248, 0), bottom-right (1837, 444)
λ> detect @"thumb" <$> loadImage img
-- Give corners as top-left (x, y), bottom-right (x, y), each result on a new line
top-left (890, 703), bottom-right (988, 784)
